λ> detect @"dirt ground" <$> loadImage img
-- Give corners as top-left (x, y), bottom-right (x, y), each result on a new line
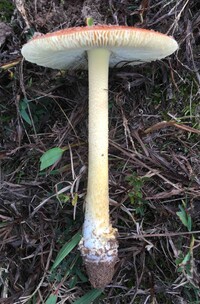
top-left (0, 0), bottom-right (200, 303)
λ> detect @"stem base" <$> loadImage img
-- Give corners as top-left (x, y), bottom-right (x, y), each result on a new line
top-left (79, 230), bottom-right (118, 288)
top-left (83, 255), bottom-right (118, 289)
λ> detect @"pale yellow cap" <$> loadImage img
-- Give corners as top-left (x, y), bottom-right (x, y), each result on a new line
top-left (21, 25), bottom-right (178, 69)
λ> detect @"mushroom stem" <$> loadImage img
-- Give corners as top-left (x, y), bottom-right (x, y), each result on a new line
top-left (87, 48), bottom-right (110, 231)
top-left (79, 48), bottom-right (118, 288)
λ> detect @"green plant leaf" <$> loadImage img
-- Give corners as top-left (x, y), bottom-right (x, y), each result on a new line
top-left (40, 147), bottom-right (65, 171)
top-left (45, 294), bottom-right (57, 304)
top-left (20, 109), bottom-right (32, 125)
top-left (69, 275), bottom-right (78, 289)
top-left (181, 251), bottom-right (191, 265)
top-left (57, 193), bottom-right (70, 203)
top-left (51, 231), bottom-right (82, 270)
top-left (176, 204), bottom-right (192, 231)
top-left (19, 99), bottom-right (32, 125)
top-left (75, 268), bottom-right (88, 283)
top-left (187, 214), bottom-right (192, 232)
top-left (86, 17), bottom-right (94, 26)
top-left (72, 193), bottom-right (78, 206)
top-left (73, 289), bottom-right (102, 304)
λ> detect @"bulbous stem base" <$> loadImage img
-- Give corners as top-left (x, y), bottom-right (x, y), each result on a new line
top-left (79, 227), bottom-right (118, 288)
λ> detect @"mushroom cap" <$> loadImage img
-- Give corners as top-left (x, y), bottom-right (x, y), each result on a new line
top-left (21, 25), bottom-right (178, 69)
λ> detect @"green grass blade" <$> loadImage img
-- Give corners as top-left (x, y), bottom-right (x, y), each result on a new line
top-left (19, 99), bottom-right (32, 125)
top-left (177, 204), bottom-right (192, 231)
top-left (51, 231), bottom-right (82, 270)
top-left (73, 289), bottom-right (102, 304)
top-left (20, 108), bottom-right (32, 125)
top-left (45, 294), bottom-right (57, 304)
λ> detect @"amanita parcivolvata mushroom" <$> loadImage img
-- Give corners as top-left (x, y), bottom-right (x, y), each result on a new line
top-left (21, 25), bottom-right (178, 288)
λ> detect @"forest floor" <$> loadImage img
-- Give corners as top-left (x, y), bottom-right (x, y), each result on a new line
top-left (0, 0), bottom-right (200, 303)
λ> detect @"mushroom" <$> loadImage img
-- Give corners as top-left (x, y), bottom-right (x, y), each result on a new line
top-left (21, 25), bottom-right (178, 288)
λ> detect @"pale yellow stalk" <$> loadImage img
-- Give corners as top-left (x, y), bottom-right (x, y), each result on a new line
top-left (79, 48), bottom-right (118, 288)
